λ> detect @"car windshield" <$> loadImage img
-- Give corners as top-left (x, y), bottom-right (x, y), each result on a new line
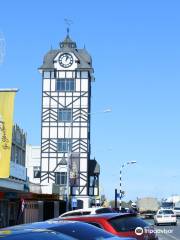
top-left (159, 210), bottom-right (174, 215)
top-left (109, 216), bottom-right (149, 232)
top-left (161, 202), bottom-right (174, 208)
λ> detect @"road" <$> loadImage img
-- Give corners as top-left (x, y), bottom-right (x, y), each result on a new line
top-left (145, 218), bottom-right (180, 240)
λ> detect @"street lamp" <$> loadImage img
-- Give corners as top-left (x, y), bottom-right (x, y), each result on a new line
top-left (119, 161), bottom-right (137, 211)
top-left (66, 108), bottom-right (112, 211)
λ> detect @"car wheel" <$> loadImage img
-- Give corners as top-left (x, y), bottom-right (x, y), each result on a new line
top-left (174, 222), bottom-right (177, 226)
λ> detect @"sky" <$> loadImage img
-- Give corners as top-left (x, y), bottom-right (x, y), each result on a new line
top-left (0, 0), bottom-right (180, 201)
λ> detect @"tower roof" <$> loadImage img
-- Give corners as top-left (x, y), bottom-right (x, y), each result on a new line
top-left (39, 31), bottom-right (94, 74)
top-left (59, 29), bottom-right (77, 49)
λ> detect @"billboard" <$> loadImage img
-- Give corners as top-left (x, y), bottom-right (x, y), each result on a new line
top-left (69, 152), bottom-right (80, 187)
top-left (0, 91), bottom-right (16, 178)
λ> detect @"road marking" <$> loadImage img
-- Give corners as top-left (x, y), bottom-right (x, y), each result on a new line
top-left (164, 233), bottom-right (179, 240)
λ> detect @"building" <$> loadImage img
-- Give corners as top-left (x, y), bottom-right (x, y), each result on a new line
top-left (26, 145), bottom-right (41, 186)
top-left (38, 31), bottom-right (100, 208)
top-left (10, 125), bottom-right (27, 182)
top-left (0, 124), bottom-right (27, 227)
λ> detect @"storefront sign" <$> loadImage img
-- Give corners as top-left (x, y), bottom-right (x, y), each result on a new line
top-left (0, 91), bottom-right (16, 178)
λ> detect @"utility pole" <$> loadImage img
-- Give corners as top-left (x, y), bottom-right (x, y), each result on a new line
top-left (119, 161), bottom-right (137, 211)
top-left (115, 188), bottom-right (118, 210)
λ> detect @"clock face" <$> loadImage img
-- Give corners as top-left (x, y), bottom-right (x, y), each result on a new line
top-left (59, 53), bottom-right (73, 68)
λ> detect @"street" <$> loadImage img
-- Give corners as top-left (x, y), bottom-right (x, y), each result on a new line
top-left (145, 218), bottom-right (180, 240)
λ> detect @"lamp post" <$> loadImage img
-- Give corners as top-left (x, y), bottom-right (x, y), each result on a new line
top-left (66, 108), bottom-right (112, 211)
top-left (119, 161), bottom-right (136, 211)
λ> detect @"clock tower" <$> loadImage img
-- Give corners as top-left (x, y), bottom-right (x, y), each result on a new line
top-left (39, 32), bottom-right (100, 208)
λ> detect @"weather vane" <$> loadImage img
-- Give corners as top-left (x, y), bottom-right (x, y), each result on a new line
top-left (64, 18), bottom-right (73, 36)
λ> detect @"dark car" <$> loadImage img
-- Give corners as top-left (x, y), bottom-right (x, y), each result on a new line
top-left (0, 229), bottom-right (76, 240)
top-left (1, 220), bottom-right (135, 240)
top-left (60, 213), bottom-right (158, 240)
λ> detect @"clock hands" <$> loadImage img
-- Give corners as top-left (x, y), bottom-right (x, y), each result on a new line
top-left (65, 55), bottom-right (69, 61)
top-left (62, 55), bottom-right (69, 63)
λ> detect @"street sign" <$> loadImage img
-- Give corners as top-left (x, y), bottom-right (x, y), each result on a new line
top-left (71, 197), bottom-right (77, 208)
top-left (116, 193), bottom-right (120, 198)
top-left (116, 192), bottom-right (125, 199)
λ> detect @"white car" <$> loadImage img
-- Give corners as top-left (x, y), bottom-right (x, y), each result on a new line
top-left (154, 209), bottom-right (177, 226)
top-left (173, 207), bottom-right (180, 217)
top-left (60, 207), bottom-right (116, 217)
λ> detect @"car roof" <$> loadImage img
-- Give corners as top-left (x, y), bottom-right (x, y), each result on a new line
top-left (0, 229), bottom-right (76, 240)
top-left (60, 207), bottom-right (113, 215)
top-left (2, 220), bottom-right (87, 231)
top-left (61, 212), bottom-right (135, 220)
top-left (1, 220), bottom-right (129, 240)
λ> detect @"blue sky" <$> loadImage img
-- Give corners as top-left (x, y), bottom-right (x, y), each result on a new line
top-left (0, 0), bottom-right (180, 201)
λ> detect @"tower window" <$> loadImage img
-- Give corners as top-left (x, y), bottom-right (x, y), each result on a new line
top-left (43, 71), bottom-right (55, 78)
top-left (81, 71), bottom-right (88, 78)
top-left (55, 172), bottom-right (67, 185)
top-left (58, 109), bottom-right (72, 122)
top-left (56, 79), bottom-right (75, 91)
top-left (43, 71), bottom-right (50, 78)
top-left (57, 139), bottom-right (72, 152)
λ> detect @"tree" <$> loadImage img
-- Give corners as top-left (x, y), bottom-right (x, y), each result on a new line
top-left (109, 199), bottom-right (135, 209)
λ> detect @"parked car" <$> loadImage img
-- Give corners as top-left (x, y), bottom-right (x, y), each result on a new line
top-left (1, 220), bottom-right (135, 240)
top-left (154, 209), bottom-right (177, 226)
top-left (173, 207), bottom-right (180, 217)
top-left (60, 207), bottom-right (116, 217)
top-left (0, 229), bottom-right (76, 240)
top-left (60, 213), bottom-right (158, 240)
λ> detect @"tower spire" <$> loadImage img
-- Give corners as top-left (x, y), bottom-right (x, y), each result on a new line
top-left (60, 19), bottom-right (76, 49)
top-left (67, 27), bottom-right (70, 37)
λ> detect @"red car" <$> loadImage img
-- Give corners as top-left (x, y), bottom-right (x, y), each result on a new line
top-left (60, 213), bottom-right (158, 240)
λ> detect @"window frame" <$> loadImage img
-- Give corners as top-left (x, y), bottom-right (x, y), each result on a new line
top-left (57, 138), bottom-right (72, 152)
top-left (56, 78), bottom-right (75, 92)
top-left (55, 172), bottom-right (67, 185)
top-left (58, 108), bottom-right (72, 122)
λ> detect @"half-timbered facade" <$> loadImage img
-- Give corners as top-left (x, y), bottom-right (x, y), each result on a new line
top-left (39, 32), bottom-right (99, 207)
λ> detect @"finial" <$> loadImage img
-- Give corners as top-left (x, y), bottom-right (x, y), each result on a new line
top-left (67, 27), bottom-right (70, 37)
top-left (83, 44), bottom-right (86, 49)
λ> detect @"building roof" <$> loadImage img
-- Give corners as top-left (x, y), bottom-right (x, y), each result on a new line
top-left (39, 33), bottom-right (93, 72)
top-left (59, 33), bottom-right (77, 49)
